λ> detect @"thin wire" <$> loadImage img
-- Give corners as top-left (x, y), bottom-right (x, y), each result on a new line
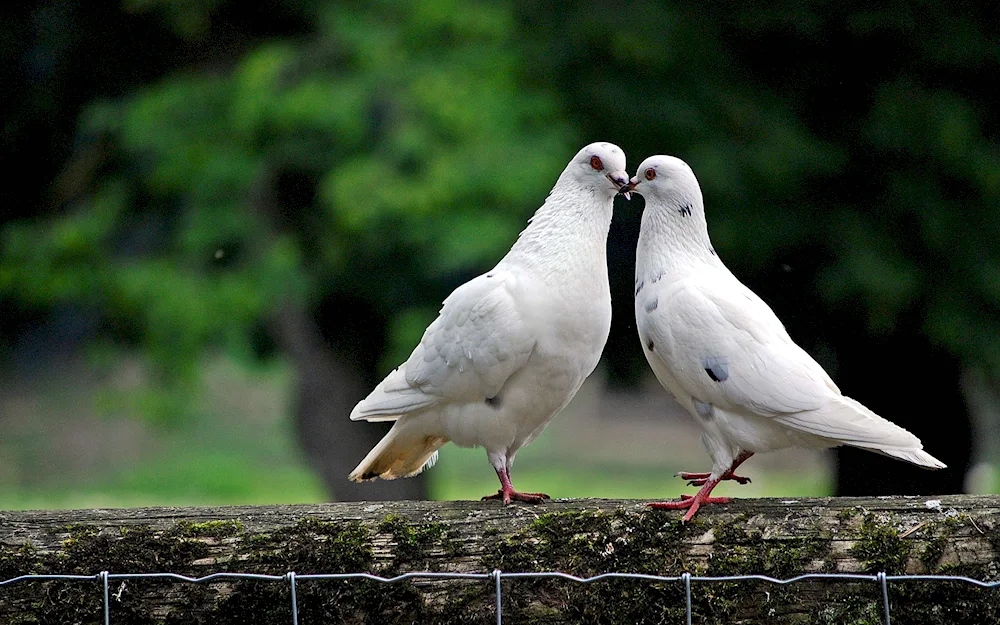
top-left (100, 571), bottom-right (110, 625)
top-left (492, 569), bottom-right (502, 625)
top-left (2, 569), bottom-right (1000, 622)
top-left (886, 574), bottom-right (1000, 588)
top-left (111, 572), bottom-right (287, 582)
top-left (1, 571), bottom-right (998, 587)
top-left (287, 572), bottom-right (298, 625)
top-left (878, 572), bottom-right (891, 625)
top-left (502, 571), bottom-right (681, 583)
top-left (9, 570), bottom-right (996, 587)
top-left (0, 574), bottom-right (98, 586)
top-left (682, 571), bottom-right (692, 625)
top-left (296, 572), bottom-right (490, 582)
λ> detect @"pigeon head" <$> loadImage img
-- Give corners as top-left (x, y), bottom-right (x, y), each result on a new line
top-left (628, 155), bottom-right (713, 259)
top-left (566, 142), bottom-right (631, 200)
top-left (623, 155), bottom-right (701, 207)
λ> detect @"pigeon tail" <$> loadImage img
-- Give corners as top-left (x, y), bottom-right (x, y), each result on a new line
top-left (777, 395), bottom-right (946, 470)
top-left (348, 420), bottom-right (447, 481)
top-left (350, 367), bottom-right (438, 422)
top-left (875, 447), bottom-right (947, 470)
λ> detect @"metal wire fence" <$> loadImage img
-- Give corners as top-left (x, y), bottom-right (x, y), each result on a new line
top-left (3, 569), bottom-right (1000, 624)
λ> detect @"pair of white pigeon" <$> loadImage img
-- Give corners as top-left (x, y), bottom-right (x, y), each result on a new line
top-left (348, 142), bottom-right (944, 521)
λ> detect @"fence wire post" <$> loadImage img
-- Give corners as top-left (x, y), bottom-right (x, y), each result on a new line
top-left (682, 572), bottom-right (692, 625)
top-left (491, 569), bottom-right (502, 625)
top-left (99, 571), bottom-right (110, 625)
top-left (878, 572), bottom-right (891, 625)
top-left (287, 572), bottom-right (299, 625)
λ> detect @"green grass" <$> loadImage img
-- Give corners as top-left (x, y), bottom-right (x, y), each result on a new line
top-left (0, 357), bottom-right (832, 511)
top-left (0, 457), bottom-right (326, 511)
top-left (0, 357), bottom-right (327, 511)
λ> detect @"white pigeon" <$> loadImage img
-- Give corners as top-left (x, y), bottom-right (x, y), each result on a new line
top-left (626, 154), bottom-right (945, 521)
top-left (348, 142), bottom-right (630, 503)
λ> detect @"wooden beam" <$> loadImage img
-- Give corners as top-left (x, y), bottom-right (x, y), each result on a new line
top-left (1, 495), bottom-right (998, 624)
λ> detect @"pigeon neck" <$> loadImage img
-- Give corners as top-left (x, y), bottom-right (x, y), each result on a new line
top-left (503, 184), bottom-right (613, 278)
top-left (636, 196), bottom-right (721, 280)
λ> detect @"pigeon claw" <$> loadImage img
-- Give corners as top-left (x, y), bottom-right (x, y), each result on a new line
top-left (648, 493), bottom-right (732, 522)
top-left (675, 470), bottom-right (751, 487)
top-left (675, 471), bottom-right (711, 480)
top-left (482, 489), bottom-right (551, 505)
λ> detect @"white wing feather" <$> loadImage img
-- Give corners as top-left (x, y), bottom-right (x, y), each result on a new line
top-left (350, 270), bottom-right (535, 421)
top-left (644, 274), bottom-right (833, 415)
top-left (643, 271), bottom-right (929, 451)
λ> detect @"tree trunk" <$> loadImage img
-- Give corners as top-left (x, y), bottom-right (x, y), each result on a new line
top-left (1, 495), bottom-right (998, 624)
top-left (248, 165), bottom-right (428, 503)
top-left (269, 304), bottom-right (428, 502)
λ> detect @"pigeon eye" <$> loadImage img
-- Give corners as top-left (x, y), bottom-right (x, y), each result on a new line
top-left (590, 156), bottom-right (603, 170)
top-left (644, 168), bottom-right (656, 181)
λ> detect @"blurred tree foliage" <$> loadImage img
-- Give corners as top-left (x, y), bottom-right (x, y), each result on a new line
top-left (0, 0), bottom-right (572, 499)
top-left (2, 0), bottom-right (998, 498)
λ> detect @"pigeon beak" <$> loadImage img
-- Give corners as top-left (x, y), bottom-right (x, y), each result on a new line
top-left (618, 176), bottom-right (639, 200)
top-left (608, 171), bottom-right (632, 200)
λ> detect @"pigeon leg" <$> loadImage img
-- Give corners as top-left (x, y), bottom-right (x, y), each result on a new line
top-left (481, 467), bottom-right (550, 504)
top-left (676, 451), bottom-right (754, 486)
top-left (503, 466), bottom-right (551, 500)
top-left (650, 452), bottom-right (754, 521)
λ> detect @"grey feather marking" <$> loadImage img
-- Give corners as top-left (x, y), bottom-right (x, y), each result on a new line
top-left (703, 356), bottom-right (729, 382)
top-left (693, 399), bottom-right (713, 419)
top-left (644, 297), bottom-right (658, 313)
top-left (635, 280), bottom-right (644, 296)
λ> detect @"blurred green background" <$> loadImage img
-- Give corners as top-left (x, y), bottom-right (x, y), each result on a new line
top-left (1, 0), bottom-right (998, 510)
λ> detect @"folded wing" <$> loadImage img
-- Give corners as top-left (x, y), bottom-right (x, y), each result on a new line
top-left (351, 270), bottom-right (535, 421)
top-left (645, 273), bottom-right (941, 462)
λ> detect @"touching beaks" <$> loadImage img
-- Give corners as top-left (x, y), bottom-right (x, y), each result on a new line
top-left (618, 176), bottom-right (638, 200)
top-left (608, 171), bottom-right (632, 200)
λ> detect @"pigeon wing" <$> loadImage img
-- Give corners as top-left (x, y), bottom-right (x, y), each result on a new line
top-left (350, 270), bottom-right (535, 421)
top-left (644, 274), bottom-right (927, 449)
top-left (642, 274), bottom-right (836, 419)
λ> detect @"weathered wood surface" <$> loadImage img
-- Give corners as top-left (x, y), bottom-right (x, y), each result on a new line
top-left (1, 495), bottom-right (999, 624)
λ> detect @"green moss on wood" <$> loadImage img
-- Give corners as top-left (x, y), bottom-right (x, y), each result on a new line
top-left (0, 515), bottom-right (490, 625)
top-left (482, 508), bottom-right (699, 623)
top-left (708, 513), bottom-right (830, 578)
top-left (850, 511), bottom-right (912, 574)
top-left (697, 513), bottom-right (836, 623)
top-left (171, 520), bottom-right (245, 538)
top-left (377, 514), bottom-right (454, 570)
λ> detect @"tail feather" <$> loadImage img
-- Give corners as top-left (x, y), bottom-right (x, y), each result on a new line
top-left (350, 368), bottom-right (437, 422)
top-left (348, 421), bottom-right (447, 481)
top-left (873, 447), bottom-right (947, 470)
top-left (776, 395), bottom-right (946, 470)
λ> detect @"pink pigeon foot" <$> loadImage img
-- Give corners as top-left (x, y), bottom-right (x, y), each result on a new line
top-left (482, 489), bottom-right (550, 504)
top-left (652, 451), bottom-right (754, 521)
top-left (647, 484), bottom-right (731, 522)
top-left (482, 467), bottom-right (550, 504)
